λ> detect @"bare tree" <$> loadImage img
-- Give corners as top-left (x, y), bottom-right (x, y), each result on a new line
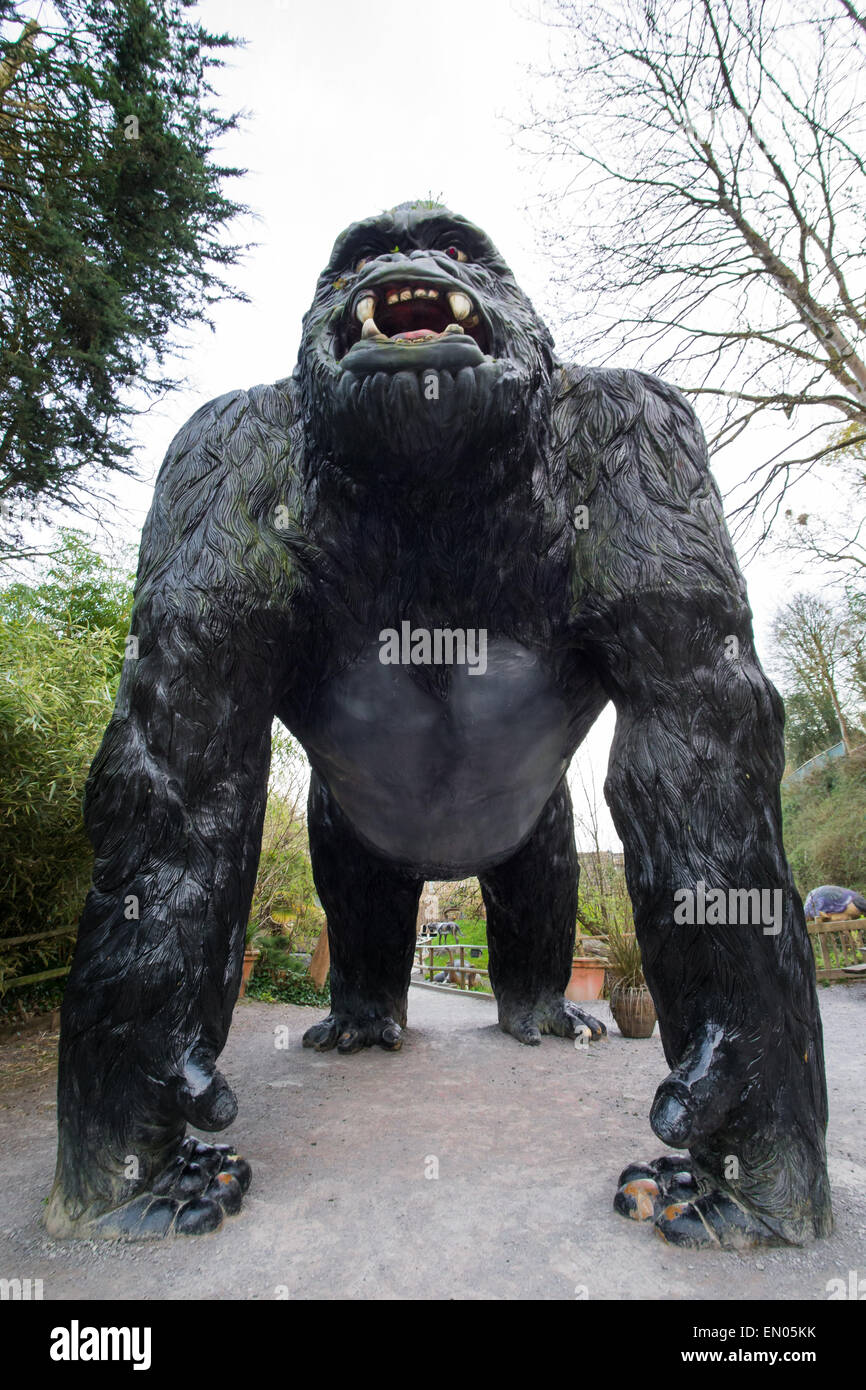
top-left (779, 425), bottom-right (866, 579)
top-left (771, 591), bottom-right (863, 754)
top-left (524, 0), bottom-right (866, 534)
top-left (569, 760), bottom-right (633, 934)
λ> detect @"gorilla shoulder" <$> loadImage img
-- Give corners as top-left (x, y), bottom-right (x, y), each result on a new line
top-left (153, 378), bottom-right (298, 490)
top-left (555, 361), bottom-right (708, 457)
top-left (136, 377), bottom-right (302, 614)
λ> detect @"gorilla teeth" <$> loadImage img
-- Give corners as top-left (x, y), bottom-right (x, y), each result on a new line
top-left (384, 287), bottom-right (439, 306)
top-left (361, 316), bottom-right (387, 340)
top-left (347, 284), bottom-right (478, 352)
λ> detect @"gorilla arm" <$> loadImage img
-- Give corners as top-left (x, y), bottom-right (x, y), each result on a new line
top-left (48, 380), bottom-right (303, 1237)
top-left (557, 365), bottom-right (831, 1245)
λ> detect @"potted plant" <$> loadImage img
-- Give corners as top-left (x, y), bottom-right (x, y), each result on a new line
top-left (240, 918), bottom-right (301, 998)
top-left (240, 920), bottom-right (264, 999)
top-left (566, 931), bottom-right (607, 1002)
top-left (605, 925), bottom-right (657, 1037)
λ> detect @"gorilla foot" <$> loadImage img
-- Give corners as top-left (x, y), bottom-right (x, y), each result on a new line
top-left (498, 995), bottom-right (607, 1047)
top-left (614, 1156), bottom-right (782, 1250)
top-left (302, 1011), bottom-right (404, 1054)
top-left (45, 1138), bottom-right (251, 1241)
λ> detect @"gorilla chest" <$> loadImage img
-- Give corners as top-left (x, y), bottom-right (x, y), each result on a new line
top-left (296, 638), bottom-right (576, 874)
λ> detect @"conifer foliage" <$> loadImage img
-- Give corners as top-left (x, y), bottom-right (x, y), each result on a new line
top-left (0, 1), bottom-right (248, 543)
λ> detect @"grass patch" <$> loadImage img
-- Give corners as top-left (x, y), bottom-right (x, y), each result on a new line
top-left (782, 749), bottom-right (866, 898)
top-left (416, 917), bottom-right (492, 993)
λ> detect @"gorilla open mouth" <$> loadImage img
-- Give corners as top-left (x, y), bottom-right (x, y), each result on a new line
top-left (337, 278), bottom-right (491, 374)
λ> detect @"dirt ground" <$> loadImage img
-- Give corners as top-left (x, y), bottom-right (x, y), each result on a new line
top-left (0, 983), bottom-right (863, 1300)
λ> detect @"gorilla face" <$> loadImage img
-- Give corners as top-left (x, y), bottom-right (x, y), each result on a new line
top-left (298, 202), bottom-right (556, 484)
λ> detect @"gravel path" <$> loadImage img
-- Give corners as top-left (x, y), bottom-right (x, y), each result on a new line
top-left (0, 983), bottom-right (863, 1300)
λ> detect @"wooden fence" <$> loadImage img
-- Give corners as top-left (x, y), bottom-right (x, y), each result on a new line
top-left (807, 919), bottom-right (865, 981)
top-left (414, 942), bottom-right (490, 991)
top-left (1, 918), bottom-right (862, 996)
top-left (0, 927), bottom-right (75, 992)
top-left (587, 924), bottom-right (865, 986)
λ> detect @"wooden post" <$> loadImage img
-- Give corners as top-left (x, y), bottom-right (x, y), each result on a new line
top-left (309, 925), bottom-right (330, 990)
top-left (416, 882), bottom-right (440, 931)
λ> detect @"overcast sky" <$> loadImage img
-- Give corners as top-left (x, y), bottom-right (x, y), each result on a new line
top-left (86, 0), bottom-right (838, 850)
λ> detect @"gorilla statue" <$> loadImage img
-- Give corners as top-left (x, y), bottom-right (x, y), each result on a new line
top-left (47, 202), bottom-right (832, 1251)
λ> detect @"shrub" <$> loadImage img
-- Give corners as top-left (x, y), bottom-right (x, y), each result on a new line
top-left (0, 616), bottom-right (121, 985)
top-left (782, 748), bottom-right (866, 897)
top-left (0, 531), bottom-right (133, 994)
top-left (247, 728), bottom-right (324, 953)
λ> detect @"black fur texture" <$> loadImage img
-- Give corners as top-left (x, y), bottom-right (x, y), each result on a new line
top-left (47, 203), bottom-right (831, 1247)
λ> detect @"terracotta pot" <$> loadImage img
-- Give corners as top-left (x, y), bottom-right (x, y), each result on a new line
top-left (239, 947), bottom-right (260, 999)
top-left (610, 982), bottom-right (657, 1037)
top-left (566, 956), bottom-right (606, 1002)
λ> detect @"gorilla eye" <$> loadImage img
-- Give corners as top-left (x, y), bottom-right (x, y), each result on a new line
top-left (355, 256), bottom-right (371, 273)
top-left (444, 246), bottom-right (468, 262)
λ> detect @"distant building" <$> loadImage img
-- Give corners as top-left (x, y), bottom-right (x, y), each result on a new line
top-left (578, 850), bottom-right (625, 870)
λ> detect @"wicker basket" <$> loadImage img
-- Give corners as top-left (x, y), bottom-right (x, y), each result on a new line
top-left (609, 982), bottom-right (657, 1038)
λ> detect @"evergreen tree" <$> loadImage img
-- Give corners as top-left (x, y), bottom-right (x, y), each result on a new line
top-left (0, 1), bottom-right (248, 554)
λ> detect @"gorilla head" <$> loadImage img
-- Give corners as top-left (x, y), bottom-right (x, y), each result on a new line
top-left (298, 201), bottom-right (556, 485)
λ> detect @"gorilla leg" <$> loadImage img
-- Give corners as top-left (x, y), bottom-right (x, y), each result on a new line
top-left (601, 596), bottom-right (832, 1249)
top-left (479, 779), bottom-right (606, 1046)
top-left (46, 613), bottom-right (277, 1240)
top-left (302, 772), bottom-right (423, 1053)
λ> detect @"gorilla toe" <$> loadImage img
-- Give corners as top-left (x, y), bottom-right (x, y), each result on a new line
top-left (47, 1139), bottom-right (251, 1241)
top-left (614, 1155), bottom-right (783, 1249)
top-left (302, 1012), bottom-right (404, 1053)
top-left (499, 995), bottom-right (606, 1046)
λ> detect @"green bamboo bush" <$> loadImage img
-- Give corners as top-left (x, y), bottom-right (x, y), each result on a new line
top-left (0, 616), bottom-right (121, 985)
top-left (0, 531), bottom-right (133, 998)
